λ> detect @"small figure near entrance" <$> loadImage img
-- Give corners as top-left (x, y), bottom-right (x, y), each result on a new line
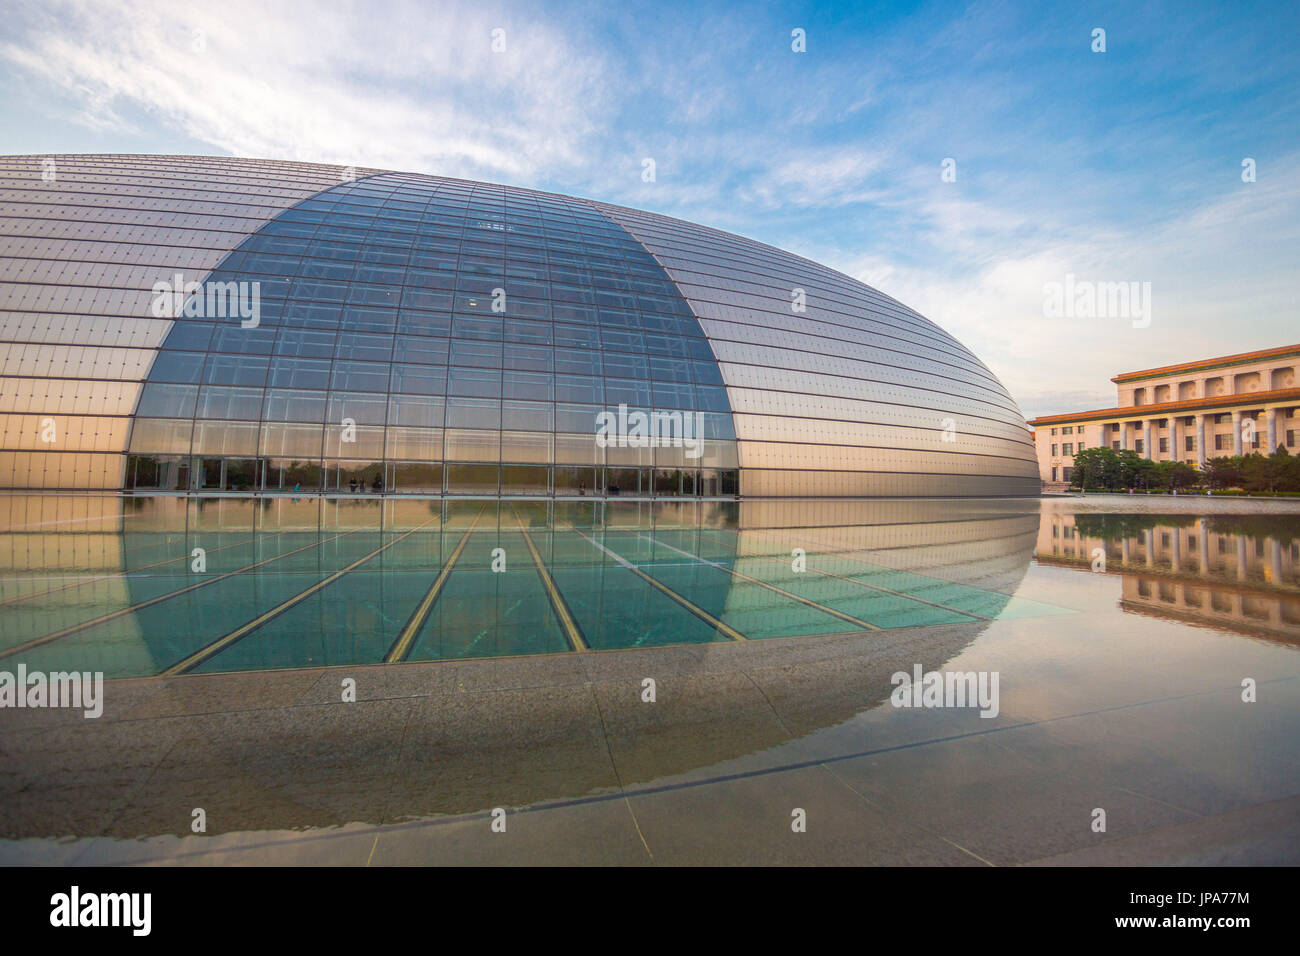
top-left (371, 474), bottom-right (383, 493)
top-left (349, 478), bottom-right (358, 493)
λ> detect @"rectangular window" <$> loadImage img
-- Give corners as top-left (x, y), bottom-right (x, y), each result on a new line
top-left (1050, 444), bottom-right (1058, 457)
top-left (1063, 443), bottom-right (1073, 455)
top-left (445, 463), bottom-right (499, 494)
top-left (196, 386), bottom-right (263, 420)
top-left (1186, 435), bottom-right (1195, 451)
top-left (554, 375), bottom-right (603, 403)
top-left (447, 367), bottom-right (502, 398)
top-left (385, 462), bottom-right (442, 494)
top-left (388, 394), bottom-right (444, 428)
top-left (268, 357), bottom-right (330, 389)
top-left (393, 335), bottom-right (449, 365)
top-left (499, 464), bottom-right (549, 495)
top-left (136, 383), bottom-right (198, 419)
top-left (149, 351), bottom-right (205, 384)
top-left (1159, 437), bottom-right (1168, 453)
top-left (330, 360), bottom-right (390, 392)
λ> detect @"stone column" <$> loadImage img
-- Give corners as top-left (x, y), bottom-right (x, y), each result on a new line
top-left (1143, 420), bottom-right (1153, 460)
top-left (1198, 520), bottom-right (1210, 576)
top-left (1170, 526), bottom-right (1181, 572)
top-left (1232, 409), bottom-right (1243, 456)
top-left (1266, 408), bottom-right (1277, 454)
top-left (1196, 414), bottom-right (1207, 469)
top-left (1169, 416), bottom-right (1180, 462)
top-left (1120, 421), bottom-right (1129, 451)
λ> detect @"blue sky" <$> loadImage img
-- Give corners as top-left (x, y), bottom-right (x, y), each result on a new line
top-left (2, 0), bottom-right (1297, 418)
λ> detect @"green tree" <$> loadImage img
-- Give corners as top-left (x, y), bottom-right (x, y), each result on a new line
top-left (1070, 446), bottom-right (1116, 491)
top-left (1152, 459), bottom-right (1198, 490)
top-left (1126, 454), bottom-right (1158, 491)
top-left (1240, 448), bottom-right (1300, 493)
top-left (1204, 456), bottom-right (1243, 490)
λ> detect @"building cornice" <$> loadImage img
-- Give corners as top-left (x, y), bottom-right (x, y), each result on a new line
top-left (1111, 344), bottom-right (1300, 384)
top-left (1026, 387), bottom-right (1300, 428)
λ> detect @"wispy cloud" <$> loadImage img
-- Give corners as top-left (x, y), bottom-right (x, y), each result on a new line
top-left (1, 0), bottom-right (612, 180)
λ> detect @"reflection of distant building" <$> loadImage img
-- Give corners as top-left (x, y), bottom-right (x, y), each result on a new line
top-left (1027, 344), bottom-right (1300, 489)
top-left (1036, 512), bottom-right (1300, 641)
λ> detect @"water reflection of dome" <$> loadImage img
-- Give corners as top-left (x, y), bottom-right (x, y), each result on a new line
top-left (0, 494), bottom-right (1041, 835)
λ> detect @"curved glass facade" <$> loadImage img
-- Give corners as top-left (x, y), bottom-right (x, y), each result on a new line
top-left (1, 154), bottom-right (1039, 497)
top-left (127, 172), bottom-right (739, 497)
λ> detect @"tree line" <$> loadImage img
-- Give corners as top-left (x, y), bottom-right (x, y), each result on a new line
top-left (1068, 446), bottom-right (1300, 494)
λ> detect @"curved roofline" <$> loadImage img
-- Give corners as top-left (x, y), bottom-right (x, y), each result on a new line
top-left (20, 153), bottom-right (987, 374)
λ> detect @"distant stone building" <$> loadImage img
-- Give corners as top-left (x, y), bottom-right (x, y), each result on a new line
top-left (1027, 345), bottom-right (1300, 487)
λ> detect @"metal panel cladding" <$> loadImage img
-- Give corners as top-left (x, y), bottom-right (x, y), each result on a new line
top-left (1, 154), bottom-right (1038, 497)
top-left (596, 202), bottom-right (1040, 497)
top-left (0, 154), bottom-right (378, 490)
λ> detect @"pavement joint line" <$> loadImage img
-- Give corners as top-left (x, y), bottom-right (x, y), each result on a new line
top-left (160, 522), bottom-right (434, 676)
top-left (93, 722), bottom-right (196, 853)
top-left (816, 759), bottom-right (997, 867)
top-left (585, 679), bottom-right (652, 861)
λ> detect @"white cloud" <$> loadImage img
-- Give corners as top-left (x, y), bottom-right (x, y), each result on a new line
top-left (739, 148), bottom-right (889, 208)
top-left (1, 0), bottom-right (612, 182)
top-left (823, 154), bottom-right (1300, 419)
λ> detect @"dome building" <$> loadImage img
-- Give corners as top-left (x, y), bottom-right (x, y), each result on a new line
top-left (0, 155), bottom-right (1038, 497)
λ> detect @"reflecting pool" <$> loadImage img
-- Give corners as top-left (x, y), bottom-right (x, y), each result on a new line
top-left (0, 493), bottom-right (1297, 866)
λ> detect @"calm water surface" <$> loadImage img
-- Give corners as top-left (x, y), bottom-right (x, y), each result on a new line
top-left (0, 493), bottom-right (1296, 865)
